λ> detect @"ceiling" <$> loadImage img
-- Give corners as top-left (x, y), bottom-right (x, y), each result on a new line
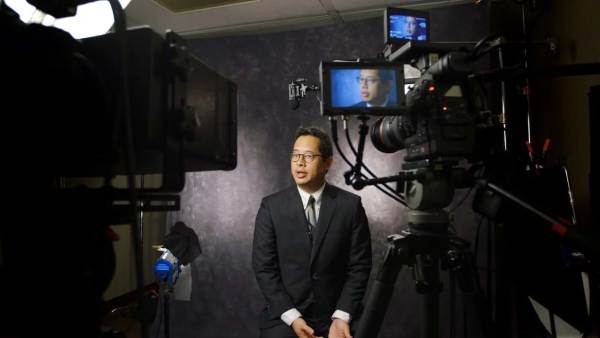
top-left (125, 0), bottom-right (472, 39)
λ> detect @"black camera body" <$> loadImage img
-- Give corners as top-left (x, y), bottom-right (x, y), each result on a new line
top-left (400, 51), bottom-right (477, 162)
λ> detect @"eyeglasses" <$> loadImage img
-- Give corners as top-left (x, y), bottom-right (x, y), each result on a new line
top-left (291, 152), bottom-right (322, 163)
top-left (356, 76), bottom-right (380, 86)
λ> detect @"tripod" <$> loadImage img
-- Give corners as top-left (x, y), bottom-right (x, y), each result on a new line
top-left (354, 163), bottom-right (482, 338)
top-left (355, 209), bottom-right (470, 338)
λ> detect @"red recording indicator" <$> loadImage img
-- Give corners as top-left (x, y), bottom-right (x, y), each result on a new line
top-left (428, 85), bottom-right (436, 92)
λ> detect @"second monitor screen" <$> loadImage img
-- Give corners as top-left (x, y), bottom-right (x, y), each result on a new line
top-left (388, 14), bottom-right (428, 42)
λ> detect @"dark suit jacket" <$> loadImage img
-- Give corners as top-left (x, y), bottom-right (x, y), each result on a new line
top-left (350, 100), bottom-right (396, 108)
top-left (252, 183), bottom-right (372, 328)
top-left (351, 101), bottom-right (368, 108)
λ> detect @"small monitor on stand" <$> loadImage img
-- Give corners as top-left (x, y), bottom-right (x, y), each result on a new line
top-left (384, 7), bottom-right (430, 47)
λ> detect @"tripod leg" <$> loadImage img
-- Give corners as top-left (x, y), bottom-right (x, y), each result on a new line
top-left (355, 236), bottom-right (408, 338)
top-left (415, 254), bottom-right (441, 338)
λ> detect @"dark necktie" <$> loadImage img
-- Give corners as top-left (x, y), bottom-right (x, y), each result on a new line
top-left (306, 195), bottom-right (317, 229)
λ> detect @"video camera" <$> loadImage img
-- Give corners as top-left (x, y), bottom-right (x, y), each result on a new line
top-left (312, 5), bottom-right (490, 169)
top-left (320, 50), bottom-right (482, 165)
top-left (289, 6), bottom-right (596, 338)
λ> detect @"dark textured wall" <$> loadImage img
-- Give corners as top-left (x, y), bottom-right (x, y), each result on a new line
top-left (168, 4), bottom-right (489, 338)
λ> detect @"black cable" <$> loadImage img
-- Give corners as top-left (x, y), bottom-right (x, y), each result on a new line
top-left (329, 118), bottom-right (406, 206)
top-left (343, 120), bottom-right (404, 197)
top-left (343, 120), bottom-right (406, 201)
top-left (330, 119), bottom-right (354, 169)
top-left (329, 119), bottom-right (406, 205)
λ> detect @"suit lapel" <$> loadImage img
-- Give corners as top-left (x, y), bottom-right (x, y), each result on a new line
top-left (286, 187), bottom-right (312, 257)
top-left (310, 184), bottom-right (336, 266)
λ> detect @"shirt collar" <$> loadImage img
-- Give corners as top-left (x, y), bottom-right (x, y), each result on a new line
top-left (297, 182), bottom-right (326, 209)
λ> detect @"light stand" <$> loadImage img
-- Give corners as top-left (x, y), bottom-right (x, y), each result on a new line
top-left (154, 247), bottom-right (181, 338)
top-left (158, 281), bottom-right (174, 338)
top-left (152, 221), bottom-right (200, 338)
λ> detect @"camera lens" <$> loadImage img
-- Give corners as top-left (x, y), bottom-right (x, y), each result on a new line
top-left (370, 115), bottom-right (414, 153)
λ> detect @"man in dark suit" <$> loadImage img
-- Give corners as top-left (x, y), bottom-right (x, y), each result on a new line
top-left (252, 127), bottom-right (372, 338)
top-left (352, 69), bottom-right (395, 108)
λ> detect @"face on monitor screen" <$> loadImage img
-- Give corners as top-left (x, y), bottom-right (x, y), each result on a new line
top-left (385, 7), bottom-right (429, 44)
top-left (389, 14), bottom-right (428, 41)
top-left (329, 68), bottom-right (402, 109)
top-left (320, 62), bottom-right (406, 116)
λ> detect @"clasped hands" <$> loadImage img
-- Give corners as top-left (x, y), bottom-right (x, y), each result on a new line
top-left (291, 317), bottom-right (352, 338)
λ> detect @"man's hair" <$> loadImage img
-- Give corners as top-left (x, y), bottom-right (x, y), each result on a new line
top-left (378, 69), bottom-right (395, 81)
top-left (294, 126), bottom-right (333, 159)
top-left (362, 68), bottom-right (394, 82)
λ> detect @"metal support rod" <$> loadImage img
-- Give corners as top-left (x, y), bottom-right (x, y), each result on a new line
top-left (352, 172), bottom-right (420, 190)
top-left (107, 1), bottom-right (147, 337)
top-left (485, 181), bottom-right (562, 225)
top-left (498, 47), bottom-right (509, 151)
top-left (139, 175), bottom-right (144, 278)
top-left (520, 4), bottom-right (532, 144)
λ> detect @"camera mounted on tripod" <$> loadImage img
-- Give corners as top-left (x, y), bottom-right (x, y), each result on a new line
top-left (286, 5), bottom-right (597, 337)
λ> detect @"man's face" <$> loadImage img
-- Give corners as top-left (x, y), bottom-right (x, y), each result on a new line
top-left (359, 69), bottom-right (391, 106)
top-left (291, 135), bottom-right (332, 192)
top-left (405, 16), bottom-right (417, 36)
